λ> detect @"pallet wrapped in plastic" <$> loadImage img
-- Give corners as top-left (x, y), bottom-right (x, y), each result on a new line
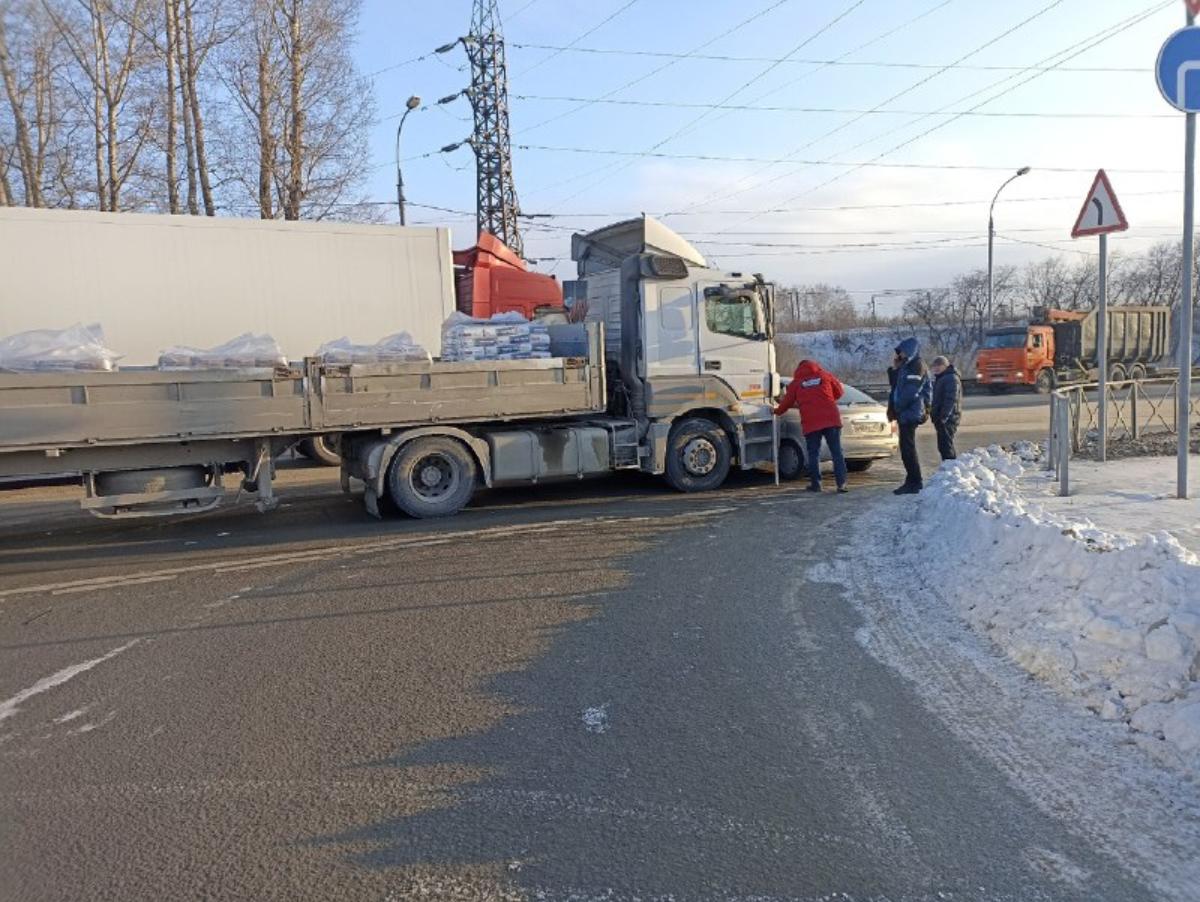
top-left (315, 331), bottom-right (431, 365)
top-left (440, 312), bottom-right (551, 362)
top-left (158, 332), bottom-right (288, 370)
top-left (0, 323), bottom-right (121, 372)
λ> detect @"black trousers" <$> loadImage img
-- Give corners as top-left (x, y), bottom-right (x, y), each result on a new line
top-left (898, 422), bottom-right (922, 487)
top-left (935, 419), bottom-right (959, 461)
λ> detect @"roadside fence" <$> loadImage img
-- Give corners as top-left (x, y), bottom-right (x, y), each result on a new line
top-left (1047, 376), bottom-right (1200, 496)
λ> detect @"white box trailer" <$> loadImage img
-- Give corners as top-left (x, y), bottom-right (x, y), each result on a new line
top-left (0, 208), bottom-right (457, 365)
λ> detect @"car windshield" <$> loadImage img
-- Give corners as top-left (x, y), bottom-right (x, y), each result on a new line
top-left (840, 385), bottom-right (877, 406)
top-left (982, 332), bottom-right (1026, 349)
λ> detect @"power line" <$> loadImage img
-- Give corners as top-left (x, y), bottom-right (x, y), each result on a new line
top-left (508, 42), bottom-right (1150, 73)
top-left (510, 94), bottom-right (1173, 120)
top-left (667, 0), bottom-right (1070, 218)
top-left (517, 0), bottom-right (795, 139)
top-left (547, 0), bottom-right (870, 206)
top-left (513, 144), bottom-right (1179, 175)
top-left (765, 1), bottom-right (1173, 216)
top-left (514, 0), bottom-right (644, 77)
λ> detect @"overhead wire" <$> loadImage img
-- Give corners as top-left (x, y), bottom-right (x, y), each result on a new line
top-left (665, 0), bottom-right (1070, 218)
top-left (514, 0), bottom-right (796, 138)
top-left (514, 0), bottom-right (644, 77)
top-left (757, 0), bottom-right (1174, 219)
top-left (508, 42), bottom-right (1150, 73)
top-left (544, 0), bottom-right (871, 207)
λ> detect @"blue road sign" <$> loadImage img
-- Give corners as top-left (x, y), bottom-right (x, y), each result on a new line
top-left (1158, 26), bottom-right (1200, 112)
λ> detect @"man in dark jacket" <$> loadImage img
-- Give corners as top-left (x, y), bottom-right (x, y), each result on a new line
top-left (930, 355), bottom-right (962, 461)
top-left (773, 359), bottom-right (849, 493)
top-left (889, 337), bottom-right (933, 494)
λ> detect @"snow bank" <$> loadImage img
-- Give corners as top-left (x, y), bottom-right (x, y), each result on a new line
top-left (906, 445), bottom-right (1200, 770)
top-left (776, 325), bottom-right (977, 384)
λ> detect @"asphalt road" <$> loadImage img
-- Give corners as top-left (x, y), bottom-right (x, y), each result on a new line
top-left (2, 394), bottom-right (1155, 901)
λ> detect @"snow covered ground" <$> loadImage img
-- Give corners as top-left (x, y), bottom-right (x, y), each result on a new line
top-left (856, 446), bottom-right (1200, 771)
top-left (776, 326), bottom-right (975, 383)
top-left (813, 449), bottom-right (1200, 896)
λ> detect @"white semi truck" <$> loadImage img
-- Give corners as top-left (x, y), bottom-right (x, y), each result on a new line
top-left (0, 211), bottom-right (811, 519)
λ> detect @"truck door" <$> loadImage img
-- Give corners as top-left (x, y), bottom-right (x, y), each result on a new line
top-left (697, 282), bottom-right (772, 401)
top-left (645, 283), bottom-right (700, 379)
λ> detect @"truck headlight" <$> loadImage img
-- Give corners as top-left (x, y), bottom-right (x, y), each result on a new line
top-left (1015, 371), bottom-right (1024, 378)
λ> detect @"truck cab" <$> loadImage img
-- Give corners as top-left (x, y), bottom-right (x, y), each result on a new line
top-left (977, 324), bottom-right (1056, 392)
top-left (572, 217), bottom-right (781, 488)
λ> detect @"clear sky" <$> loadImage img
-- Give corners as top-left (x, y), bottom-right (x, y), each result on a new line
top-left (357, 0), bottom-right (1190, 315)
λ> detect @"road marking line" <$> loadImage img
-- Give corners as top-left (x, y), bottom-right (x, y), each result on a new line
top-left (0, 639), bottom-right (139, 725)
top-left (0, 509), bottom-right (732, 601)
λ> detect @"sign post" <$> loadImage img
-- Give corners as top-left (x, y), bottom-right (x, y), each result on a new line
top-left (1157, 8), bottom-right (1200, 498)
top-left (1071, 169), bottom-right (1129, 463)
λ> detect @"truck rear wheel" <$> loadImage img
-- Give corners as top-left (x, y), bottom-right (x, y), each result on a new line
top-left (298, 434), bottom-right (341, 466)
top-left (664, 418), bottom-right (732, 492)
top-left (1035, 369), bottom-right (1056, 394)
top-left (386, 436), bottom-right (477, 518)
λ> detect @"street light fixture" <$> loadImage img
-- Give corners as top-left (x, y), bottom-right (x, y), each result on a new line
top-left (395, 95), bottom-right (422, 226)
top-left (988, 166), bottom-right (1031, 331)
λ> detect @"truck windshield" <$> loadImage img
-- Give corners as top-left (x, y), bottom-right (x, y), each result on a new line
top-left (704, 285), bottom-right (767, 340)
top-left (982, 332), bottom-right (1026, 350)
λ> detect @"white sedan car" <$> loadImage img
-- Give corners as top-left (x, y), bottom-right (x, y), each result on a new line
top-left (776, 382), bottom-right (897, 479)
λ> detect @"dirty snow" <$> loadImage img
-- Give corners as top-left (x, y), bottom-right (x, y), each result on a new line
top-left (896, 445), bottom-right (1200, 771)
top-left (581, 705), bottom-right (609, 734)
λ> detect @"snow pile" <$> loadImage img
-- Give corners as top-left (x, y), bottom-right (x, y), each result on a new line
top-left (907, 445), bottom-right (1200, 769)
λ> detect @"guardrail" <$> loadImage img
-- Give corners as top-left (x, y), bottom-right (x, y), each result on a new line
top-left (1047, 376), bottom-right (1200, 495)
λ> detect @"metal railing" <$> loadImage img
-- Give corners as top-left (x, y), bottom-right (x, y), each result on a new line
top-left (1047, 376), bottom-right (1200, 495)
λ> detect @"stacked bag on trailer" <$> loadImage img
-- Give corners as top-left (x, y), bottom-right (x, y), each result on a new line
top-left (0, 323), bottom-right (121, 372)
top-left (440, 312), bottom-right (551, 362)
top-left (315, 331), bottom-right (430, 365)
top-left (158, 333), bottom-right (288, 370)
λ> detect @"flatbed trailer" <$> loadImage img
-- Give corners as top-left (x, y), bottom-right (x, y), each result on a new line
top-left (0, 326), bottom-right (607, 518)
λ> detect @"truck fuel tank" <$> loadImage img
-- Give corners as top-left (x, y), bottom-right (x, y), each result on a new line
top-left (487, 426), bottom-right (612, 485)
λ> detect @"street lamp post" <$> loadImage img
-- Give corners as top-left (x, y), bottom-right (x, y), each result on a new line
top-left (395, 95), bottom-right (422, 225)
top-left (988, 166), bottom-right (1031, 332)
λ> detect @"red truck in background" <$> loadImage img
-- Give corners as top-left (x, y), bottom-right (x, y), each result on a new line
top-left (975, 305), bottom-right (1175, 393)
top-left (453, 232), bottom-right (566, 319)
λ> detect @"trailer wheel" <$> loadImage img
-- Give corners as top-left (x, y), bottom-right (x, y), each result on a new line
top-left (664, 417), bottom-right (732, 492)
top-left (386, 437), bottom-right (477, 518)
top-left (1109, 363), bottom-right (1127, 384)
top-left (298, 434), bottom-right (341, 466)
top-left (1035, 369), bottom-right (1056, 394)
top-left (1129, 363), bottom-right (1147, 382)
top-left (777, 439), bottom-right (805, 481)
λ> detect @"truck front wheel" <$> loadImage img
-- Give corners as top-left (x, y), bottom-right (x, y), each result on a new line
top-left (1035, 369), bottom-right (1056, 394)
top-left (664, 418), bottom-right (732, 492)
top-left (386, 437), bottom-right (478, 518)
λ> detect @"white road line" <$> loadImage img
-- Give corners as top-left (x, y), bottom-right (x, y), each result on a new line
top-left (0, 639), bottom-right (139, 725)
top-left (0, 509), bottom-right (733, 601)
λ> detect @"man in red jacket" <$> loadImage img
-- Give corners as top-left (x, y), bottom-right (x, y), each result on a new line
top-left (773, 359), bottom-right (849, 493)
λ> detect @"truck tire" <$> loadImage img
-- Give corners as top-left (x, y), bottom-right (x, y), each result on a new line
top-left (1129, 363), bottom-right (1147, 382)
top-left (664, 418), bottom-right (732, 493)
top-left (298, 434), bottom-right (341, 466)
top-left (1109, 363), bottom-right (1127, 384)
top-left (386, 436), bottom-right (478, 518)
top-left (1035, 369), bottom-right (1056, 394)
top-left (777, 439), bottom-right (805, 481)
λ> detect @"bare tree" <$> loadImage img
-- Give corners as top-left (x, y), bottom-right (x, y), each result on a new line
top-left (219, 0), bottom-right (372, 220)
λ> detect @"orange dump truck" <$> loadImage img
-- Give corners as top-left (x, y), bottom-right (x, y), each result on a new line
top-left (975, 305), bottom-right (1174, 393)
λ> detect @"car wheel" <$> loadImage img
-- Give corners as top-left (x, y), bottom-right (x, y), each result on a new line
top-left (777, 440), bottom-right (805, 481)
top-left (664, 418), bottom-right (732, 492)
